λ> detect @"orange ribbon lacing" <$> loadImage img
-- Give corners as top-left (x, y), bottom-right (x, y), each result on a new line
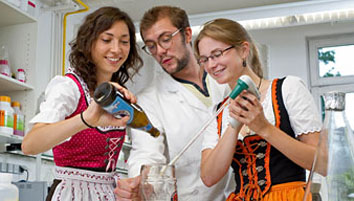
top-left (233, 141), bottom-right (264, 201)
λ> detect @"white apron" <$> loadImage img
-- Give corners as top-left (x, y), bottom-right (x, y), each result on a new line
top-left (51, 166), bottom-right (118, 201)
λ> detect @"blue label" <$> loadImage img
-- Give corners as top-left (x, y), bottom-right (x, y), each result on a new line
top-left (102, 94), bottom-right (134, 124)
top-left (140, 123), bottom-right (152, 131)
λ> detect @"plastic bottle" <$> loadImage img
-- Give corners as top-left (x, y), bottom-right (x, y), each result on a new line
top-left (0, 45), bottom-right (11, 77)
top-left (0, 173), bottom-right (19, 201)
top-left (304, 91), bottom-right (354, 201)
top-left (15, 68), bottom-right (26, 82)
top-left (0, 96), bottom-right (14, 135)
top-left (93, 82), bottom-right (160, 137)
top-left (27, 0), bottom-right (36, 17)
top-left (11, 101), bottom-right (25, 136)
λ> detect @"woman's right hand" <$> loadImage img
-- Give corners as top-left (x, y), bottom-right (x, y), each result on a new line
top-left (229, 90), bottom-right (270, 135)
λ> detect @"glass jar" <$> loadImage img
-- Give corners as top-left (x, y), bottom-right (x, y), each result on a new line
top-left (140, 164), bottom-right (178, 201)
top-left (304, 92), bottom-right (354, 201)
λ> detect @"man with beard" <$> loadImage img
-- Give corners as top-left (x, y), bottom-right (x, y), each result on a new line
top-left (114, 6), bottom-right (233, 201)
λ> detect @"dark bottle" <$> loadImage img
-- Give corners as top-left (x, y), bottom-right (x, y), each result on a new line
top-left (93, 82), bottom-right (160, 138)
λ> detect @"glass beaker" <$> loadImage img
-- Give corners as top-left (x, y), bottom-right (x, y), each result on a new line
top-left (140, 164), bottom-right (178, 201)
top-left (304, 92), bottom-right (354, 201)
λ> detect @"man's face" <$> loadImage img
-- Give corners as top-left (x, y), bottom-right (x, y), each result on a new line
top-left (142, 17), bottom-right (190, 75)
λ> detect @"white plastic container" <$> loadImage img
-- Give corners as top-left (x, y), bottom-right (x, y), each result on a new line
top-left (0, 96), bottom-right (14, 135)
top-left (15, 68), bottom-right (26, 82)
top-left (0, 60), bottom-right (11, 77)
top-left (0, 173), bottom-right (19, 201)
top-left (27, 0), bottom-right (36, 17)
top-left (0, 45), bottom-right (11, 77)
top-left (12, 101), bottom-right (25, 136)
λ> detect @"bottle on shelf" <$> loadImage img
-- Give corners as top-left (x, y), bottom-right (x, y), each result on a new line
top-left (93, 82), bottom-right (160, 138)
top-left (27, 0), bottom-right (37, 17)
top-left (0, 45), bottom-right (11, 77)
top-left (0, 173), bottom-right (19, 201)
top-left (304, 91), bottom-right (354, 201)
top-left (0, 96), bottom-right (14, 135)
top-left (15, 68), bottom-right (26, 83)
top-left (11, 101), bottom-right (25, 136)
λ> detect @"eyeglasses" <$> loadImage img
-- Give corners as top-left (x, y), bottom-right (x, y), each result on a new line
top-left (197, 46), bottom-right (234, 66)
top-left (142, 28), bottom-right (182, 55)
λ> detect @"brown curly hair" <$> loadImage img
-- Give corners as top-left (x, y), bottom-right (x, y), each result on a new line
top-left (69, 6), bottom-right (143, 91)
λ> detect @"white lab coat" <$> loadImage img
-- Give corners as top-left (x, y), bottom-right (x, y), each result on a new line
top-left (128, 71), bottom-right (235, 201)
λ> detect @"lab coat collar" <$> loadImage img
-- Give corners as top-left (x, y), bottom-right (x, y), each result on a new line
top-left (158, 71), bottom-right (211, 112)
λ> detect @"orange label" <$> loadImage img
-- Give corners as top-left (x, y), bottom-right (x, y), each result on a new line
top-left (13, 114), bottom-right (17, 130)
top-left (0, 110), bottom-right (4, 126)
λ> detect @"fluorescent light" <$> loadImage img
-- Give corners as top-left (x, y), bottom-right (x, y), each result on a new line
top-left (191, 8), bottom-right (354, 32)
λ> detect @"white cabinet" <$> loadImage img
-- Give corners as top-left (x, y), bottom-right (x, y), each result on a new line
top-left (0, 0), bottom-right (37, 143)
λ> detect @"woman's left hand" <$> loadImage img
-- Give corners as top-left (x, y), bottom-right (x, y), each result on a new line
top-left (228, 90), bottom-right (270, 136)
top-left (110, 82), bottom-right (137, 104)
top-left (82, 82), bottom-right (137, 128)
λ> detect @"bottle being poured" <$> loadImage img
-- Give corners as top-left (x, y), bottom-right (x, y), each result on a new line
top-left (94, 82), bottom-right (160, 138)
top-left (160, 75), bottom-right (260, 175)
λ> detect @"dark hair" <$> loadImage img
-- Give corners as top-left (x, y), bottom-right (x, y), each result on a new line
top-left (69, 6), bottom-right (143, 91)
top-left (194, 18), bottom-right (263, 78)
top-left (140, 6), bottom-right (190, 42)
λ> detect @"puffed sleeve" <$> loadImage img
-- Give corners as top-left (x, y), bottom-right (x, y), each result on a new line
top-left (282, 76), bottom-right (322, 137)
top-left (201, 118), bottom-right (219, 151)
top-left (28, 76), bottom-right (80, 129)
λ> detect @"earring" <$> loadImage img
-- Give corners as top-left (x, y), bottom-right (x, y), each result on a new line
top-left (242, 60), bottom-right (247, 67)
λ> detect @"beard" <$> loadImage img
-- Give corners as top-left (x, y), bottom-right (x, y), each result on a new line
top-left (162, 45), bottom-right (190, 75)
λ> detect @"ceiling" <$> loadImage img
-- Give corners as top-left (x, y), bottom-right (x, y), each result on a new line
top-left (40, 0), bottom-right (312, 22)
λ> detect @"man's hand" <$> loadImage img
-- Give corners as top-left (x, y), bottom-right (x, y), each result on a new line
top-left (114, 176), bottom-right (142, 201)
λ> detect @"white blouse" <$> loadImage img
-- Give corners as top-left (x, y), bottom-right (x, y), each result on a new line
top-left (29, 76), bottom-right (82, 129)
top-left (202, 76), bottom-right (322, 151)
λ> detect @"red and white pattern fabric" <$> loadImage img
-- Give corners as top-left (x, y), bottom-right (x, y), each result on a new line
top-left (51, 167), bottom-right (119, 201)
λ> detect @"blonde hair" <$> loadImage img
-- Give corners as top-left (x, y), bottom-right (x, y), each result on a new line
top-left (194, 18), bottom-right (263, 78)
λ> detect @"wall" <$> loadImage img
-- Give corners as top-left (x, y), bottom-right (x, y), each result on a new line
top-left (248, 20), bottom-right (354, 86)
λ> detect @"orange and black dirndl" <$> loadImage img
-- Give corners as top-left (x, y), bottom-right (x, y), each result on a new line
top-left (217, 77), bottom-right (311, 201)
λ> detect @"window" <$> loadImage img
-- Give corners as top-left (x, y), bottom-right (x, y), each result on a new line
top-left (308, 33), bottom-right (354, 129)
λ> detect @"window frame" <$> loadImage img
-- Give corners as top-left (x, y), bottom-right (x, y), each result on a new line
top-left (308, 33), bottom-right (354, 87)
top-left (308, 33), bottom-right (354, 128)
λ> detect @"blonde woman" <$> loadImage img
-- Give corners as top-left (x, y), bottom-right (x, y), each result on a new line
top-left (194, 18), bottom-right (321, 201)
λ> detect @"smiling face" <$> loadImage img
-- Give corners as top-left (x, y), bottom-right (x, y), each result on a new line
top-left (198, 36), bottom-right (246, 88)
top-left (142, 17), bottom-right (191, 75)
top-left (91, 20), bottom-right (130, 80)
